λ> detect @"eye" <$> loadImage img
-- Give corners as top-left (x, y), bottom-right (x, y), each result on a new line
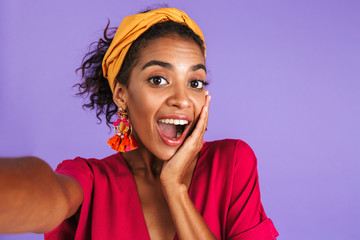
top-left (148, 76), bottom-right (168, 86)
top-left (188, 80), bottom-right (207, 89)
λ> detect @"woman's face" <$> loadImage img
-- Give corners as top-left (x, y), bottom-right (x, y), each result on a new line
top-left (115, 35), bottom-right (207, 161)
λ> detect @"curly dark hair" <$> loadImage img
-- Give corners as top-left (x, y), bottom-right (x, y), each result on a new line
top-left (75, 15), bottom-right (206, 127)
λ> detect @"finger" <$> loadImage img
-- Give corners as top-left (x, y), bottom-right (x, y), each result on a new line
top-left (182, 94), bottom-right (210, 150)
top-left (194, 92), bottom-right (211, 139)
top-left (203, 93), bottom-right (211, 133)
top-left (192, 102), bottom-right (208, 139)
top-left (196, 92), bottom-right (211, 141)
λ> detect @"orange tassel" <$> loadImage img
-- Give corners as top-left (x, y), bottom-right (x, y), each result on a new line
top-left (122, 133), bottom-right (130, 146)
top-left (107, 135), bottom-right (121, 152)
top-left (129, 135), bottom-right (138, 150)
top-left (109, 108), bottom-right (139, 152)
top-left (107, 132), bottom-right (138, 152)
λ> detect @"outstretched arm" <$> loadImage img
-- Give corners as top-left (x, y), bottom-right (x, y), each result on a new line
top-left (0, 157), bottom-right (83, 234)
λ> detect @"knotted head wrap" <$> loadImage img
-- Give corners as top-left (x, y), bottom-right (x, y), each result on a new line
top-left (102, 8), bottom-right (206, 92)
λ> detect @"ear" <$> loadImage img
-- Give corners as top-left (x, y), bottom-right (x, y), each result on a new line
top-left (112, 82), bottom-right (128, 109)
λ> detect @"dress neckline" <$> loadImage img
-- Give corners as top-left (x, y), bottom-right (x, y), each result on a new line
top-left (115, 144), bottom-right (206, 240)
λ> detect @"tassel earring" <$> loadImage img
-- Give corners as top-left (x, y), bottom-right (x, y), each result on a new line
top-left (107, 107), bottom-right (138, 152)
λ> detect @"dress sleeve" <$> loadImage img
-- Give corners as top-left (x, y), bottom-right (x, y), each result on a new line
top-left (54, 157), bottom-right (94, 196)
top-left (226, 141), bottom-right (279, 240)
top-left (44, 157), bottom-right (94, 240)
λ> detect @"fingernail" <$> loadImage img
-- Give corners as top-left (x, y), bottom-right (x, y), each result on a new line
top-left (205, 90), bottom-right (209, 96)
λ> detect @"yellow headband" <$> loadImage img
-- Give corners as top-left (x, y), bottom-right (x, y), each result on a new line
top-left (102, 8), bottom-right (206, 92)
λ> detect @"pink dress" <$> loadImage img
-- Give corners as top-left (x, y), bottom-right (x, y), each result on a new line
top-left (45, 139), bottom-right (279, 239)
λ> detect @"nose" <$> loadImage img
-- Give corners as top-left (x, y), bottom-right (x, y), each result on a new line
top-left (166, 86), bottom-right (191, 109)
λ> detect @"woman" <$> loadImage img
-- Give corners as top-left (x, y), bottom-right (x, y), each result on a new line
top-left (0, 7), bottom-right (278, 240)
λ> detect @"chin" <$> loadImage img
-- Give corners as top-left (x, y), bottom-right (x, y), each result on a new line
top-left (133, 135), bottom-right (179, 161)
top-left (154, 147), bottom-right (179, 161)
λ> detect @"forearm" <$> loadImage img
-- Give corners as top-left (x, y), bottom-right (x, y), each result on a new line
top-left (162, 183), bottom-right (217, 240)
top-left (0, 157), bottom-right (68, 234)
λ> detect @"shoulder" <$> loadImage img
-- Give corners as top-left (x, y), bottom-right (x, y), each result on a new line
top-left (200, 139), bottom-right (258, 175)
top-left (54, 153), bottom-right (127, 201)
top-left (57, 153), bottom-right (122, 168)
top-left (204, 138), bottom-right (253, 150)
top-left (55, 153), bottom-right (125, 178)
top-left (202, 139), bottom-right (256, 162)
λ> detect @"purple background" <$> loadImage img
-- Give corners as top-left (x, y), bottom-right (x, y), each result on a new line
top-left (1, 0), bottom-right (359, 239)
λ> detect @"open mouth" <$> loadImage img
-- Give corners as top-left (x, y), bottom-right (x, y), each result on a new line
top-left (157, 118), bottom-right (190, 145)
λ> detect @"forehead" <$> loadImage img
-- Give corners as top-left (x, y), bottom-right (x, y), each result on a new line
top-left (136, 35), bottom-right (205, 64)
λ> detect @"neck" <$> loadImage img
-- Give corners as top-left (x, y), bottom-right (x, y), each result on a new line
top-left (121, 146), bottom-right (164, 179)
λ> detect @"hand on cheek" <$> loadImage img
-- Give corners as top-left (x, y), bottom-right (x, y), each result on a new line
top-left (160, 91), bottom-right (211, 188)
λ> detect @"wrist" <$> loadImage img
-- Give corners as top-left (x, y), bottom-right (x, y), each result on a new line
top-left (159, 170), bottom-right (181, 187)
top-left (160, 180), bottom-right (187, 200)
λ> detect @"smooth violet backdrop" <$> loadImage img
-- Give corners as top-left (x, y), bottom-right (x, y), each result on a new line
top-left (1, 0), bottom-right (359, 239)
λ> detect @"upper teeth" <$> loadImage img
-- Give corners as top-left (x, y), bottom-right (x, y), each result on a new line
top-left (159, 119), bottom-right (189, 125)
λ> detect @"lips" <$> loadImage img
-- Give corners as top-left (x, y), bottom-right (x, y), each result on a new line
top-left (156, 115), bottom-right (192, 146)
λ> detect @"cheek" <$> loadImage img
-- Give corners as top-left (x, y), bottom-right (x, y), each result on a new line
top-left (126, 90), bottom-right (160, 134)
top-left (128, 93), bottom-right (152, 122)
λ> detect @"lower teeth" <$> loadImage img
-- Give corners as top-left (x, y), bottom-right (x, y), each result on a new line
top-left (172, 131), bottom-right (182, 140)
top-left (170, 125), bottom-right (186, 140)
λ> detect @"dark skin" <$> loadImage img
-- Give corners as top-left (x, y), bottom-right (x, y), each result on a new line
top-left (114, 35), bottom-right (213, 239)
top-left (0, 35), bottom-right (214, 239)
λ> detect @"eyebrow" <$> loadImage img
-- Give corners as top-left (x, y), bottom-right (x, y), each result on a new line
top-left (192, 64), bottom-right (207, 73)
top-left (141, 60), bottom-right (207, 73)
